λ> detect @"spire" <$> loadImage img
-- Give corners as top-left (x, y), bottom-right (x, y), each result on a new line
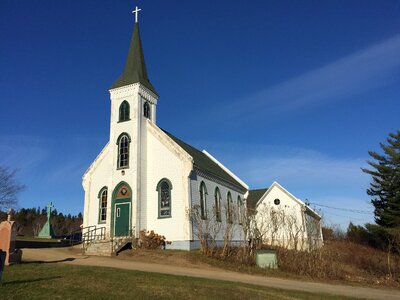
top-left (110, 21), bottom-right (157, 95)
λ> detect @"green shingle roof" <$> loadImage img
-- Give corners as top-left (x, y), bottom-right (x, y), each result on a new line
top-left (110, 22), bottom-right (157, 95)
top-left (247, 188), bottom-right (268, 209)
top-left (162, 129), bottom-right (245, 190)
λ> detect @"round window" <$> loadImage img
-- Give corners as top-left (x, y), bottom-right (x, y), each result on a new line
top-left (274, 198), bottom-right (280, 205)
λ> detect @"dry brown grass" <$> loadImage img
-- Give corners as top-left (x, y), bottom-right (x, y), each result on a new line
top-left (115, 239), bottom-right (400, 288)
top-left (276, 240), bottom-right (400, 287)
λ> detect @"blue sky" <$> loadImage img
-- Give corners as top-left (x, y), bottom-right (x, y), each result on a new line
top-left (1, 1), bottom-right (399, 228)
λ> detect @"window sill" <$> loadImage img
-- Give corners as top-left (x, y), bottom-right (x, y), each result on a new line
top-left (117, 166), bottom-right (129, 170)
top-left (117, 119), bottom-right (131, 123)
top-left (158, 216), bottom-right (172, 219)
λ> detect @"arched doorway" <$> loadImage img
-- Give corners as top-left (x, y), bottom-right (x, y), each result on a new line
top-left (111, 182), bottom-right (132, 237)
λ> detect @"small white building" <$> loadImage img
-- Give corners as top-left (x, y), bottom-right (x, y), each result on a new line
top-left (247, 182), bottom-right (323, 251)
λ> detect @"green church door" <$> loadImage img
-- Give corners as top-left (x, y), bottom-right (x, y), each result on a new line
top-left (114, 202), bottom-right (130, 237)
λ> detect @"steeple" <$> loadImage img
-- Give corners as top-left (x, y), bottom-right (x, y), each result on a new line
top-left (110, 21), bottom-right (157, 95)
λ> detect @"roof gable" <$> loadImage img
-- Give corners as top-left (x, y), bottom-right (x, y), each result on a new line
top-left (256, 182), bottom-right (304, 208)
top-left (252, 182), bottom-right (322, 219)
top-left (247, 188), bottom-right (268, 209)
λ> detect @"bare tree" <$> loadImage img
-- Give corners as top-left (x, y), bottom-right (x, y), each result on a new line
top-left (32, 214), bottom-right (46, 236)
top-left (305, 214), bottom-right (323, 251)
top-left (285, 212), bottom-right (305, 250)
top-left (255, 203), bottom-right (282, 247)
top-left (209, 205), bottom-right (222, 253)
top-left (239, 205), bottom-right (259, 260)
top-left (188, 204), bottom-right (221, 255)
top-left (254, 204), bottom-right (310, 250)
top-left (0, 166), bottom-right (25, 210)
top-left (221, 201), bottom-right (234, 257)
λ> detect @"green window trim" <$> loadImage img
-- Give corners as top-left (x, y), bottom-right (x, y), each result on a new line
top-left (119, 100), bottom-right (130, 122)
top-left (237, 195), bottom-right (243, 225)
top-left (227, 191), bottom-right (233, 224)
top-left (214, 187), bottom-right (222, 222)
top-left (98, 186), bottom-right (108, 224)
top-left (156, 178), bottom-right (173, 219)
top-left (116, 133), bottom-right (131, 169)
top-left (199, 181), bottom-right (207, 220)
top-left (143, 101), bottom-right (151, 119)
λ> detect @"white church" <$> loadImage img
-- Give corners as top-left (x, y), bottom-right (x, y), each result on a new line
top-left (82, 7), bottom-right (322, 254)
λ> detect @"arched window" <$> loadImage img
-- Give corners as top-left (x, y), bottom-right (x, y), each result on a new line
top-left (227, 192), bottom-right (233, 224)
top-left (199, 181), bottom-right (207, 220)
top-left (119, 101), bottom-right (130, 122)
top-left (117, 133), bottom-right (130, 169)
top-left (143, 101), bottom-right (151, 119)
top-left (214, 187), bottom-right (221, 222)
top-left (99, 188), bottom-right (108, 223)
top-left (157, 178), bottom-right (172, 218)
top-left (237, 195), bottom-right (243, 225)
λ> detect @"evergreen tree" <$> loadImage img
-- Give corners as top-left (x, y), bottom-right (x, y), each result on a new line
top-left (362, 130), bottom-right (400, 228)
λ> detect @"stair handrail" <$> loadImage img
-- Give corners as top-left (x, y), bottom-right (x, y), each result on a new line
top-left (83, 226), bottom-right (106, 248)
top-left (68, 225), bottom-right (97, 246)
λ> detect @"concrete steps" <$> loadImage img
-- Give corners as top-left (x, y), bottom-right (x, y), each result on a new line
top-left (84, 236), bottom-right (135, 256)
top-left (113, 236), bottom-right (133, 254)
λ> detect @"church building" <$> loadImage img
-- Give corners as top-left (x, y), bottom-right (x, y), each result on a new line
top-left (82, 7), bottom-right (322, 255)
top-left (82, 8), bottom-right (248, 253)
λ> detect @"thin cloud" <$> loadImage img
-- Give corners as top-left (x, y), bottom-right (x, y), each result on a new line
top-left (223, 35), bottom-right (400, 119)
top-left (314, 196), bottom-right (375, 227)
top-left (0, 135), bottom-right (48, 172)
top-left (241, 154), bottom-right (367, 188)
top-left (45, 160), bottom-right (87, 184)
top-left (246, 156), bottom-right (363, 185)
top-left (195, 140), bottom-right (369, 190)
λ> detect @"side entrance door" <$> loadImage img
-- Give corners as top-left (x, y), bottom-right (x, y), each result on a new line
top-left (114, 202), bottom-right (130, 237)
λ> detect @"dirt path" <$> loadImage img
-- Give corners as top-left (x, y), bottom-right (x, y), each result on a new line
top-left (22, 247), bottom-right (399, 300)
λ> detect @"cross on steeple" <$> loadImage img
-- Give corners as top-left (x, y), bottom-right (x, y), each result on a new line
top-left (132, 6), bottom-right (142, 23)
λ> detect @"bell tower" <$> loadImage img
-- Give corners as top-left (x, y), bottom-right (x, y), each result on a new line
top-left (108, 6), bottom-right (158, 237)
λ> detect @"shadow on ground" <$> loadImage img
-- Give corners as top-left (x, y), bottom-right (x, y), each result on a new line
top-left (20, 257), bottom-right (80, 264)
top-left (2, 276), bottom-right (62, 285)
top-left (16, 240), bottom-right (75, 249)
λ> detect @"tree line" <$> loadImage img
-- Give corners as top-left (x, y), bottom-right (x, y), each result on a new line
top-left (0, 208), bottom-right (83, 237)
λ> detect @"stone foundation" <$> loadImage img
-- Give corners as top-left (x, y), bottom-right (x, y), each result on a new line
top-left (85, 240), bottom-right (113, 256)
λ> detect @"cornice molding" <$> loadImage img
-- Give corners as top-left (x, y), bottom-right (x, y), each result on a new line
top-left (194, 167), bottom-right (247, 194)
top-left (109, 83), bottom-right (158, 101)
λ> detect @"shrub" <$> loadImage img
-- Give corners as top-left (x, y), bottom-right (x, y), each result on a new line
top-left (138, 230), bottom-right (171, 250)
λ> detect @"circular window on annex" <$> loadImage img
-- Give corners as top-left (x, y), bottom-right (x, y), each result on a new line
top-left (274, 198), bottom-right (280, 205)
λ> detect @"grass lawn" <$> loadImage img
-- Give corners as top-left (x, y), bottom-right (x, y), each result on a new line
top-left (1, 262), bottom-right (356, 299)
